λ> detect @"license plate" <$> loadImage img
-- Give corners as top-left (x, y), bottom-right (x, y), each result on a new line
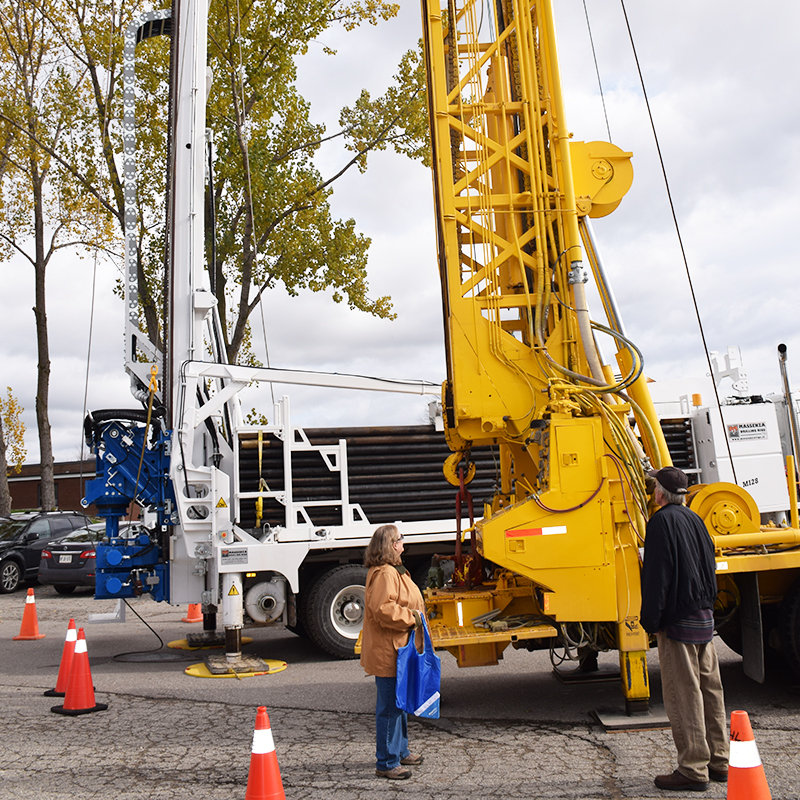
top-left (58, 555), bottom-right (72, 564)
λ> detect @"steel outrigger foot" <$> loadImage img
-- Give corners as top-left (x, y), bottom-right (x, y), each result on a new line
top-left (591, 705), bottom-right (670, 732)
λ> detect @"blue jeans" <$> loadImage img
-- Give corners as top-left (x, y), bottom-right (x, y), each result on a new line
top-left (375, 676), bottom-right (409, 771)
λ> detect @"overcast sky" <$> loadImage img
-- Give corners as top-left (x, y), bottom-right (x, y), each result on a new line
top-left (2, 0), bottom-right (799, 465)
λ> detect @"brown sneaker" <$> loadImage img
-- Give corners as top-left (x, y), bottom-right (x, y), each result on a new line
top-left (376, 766), bottom-right (412, 780)
top-left (708, 767), bottom-right (728, 783)
top-left (654, 770), bottom-right (709, 792)
top-left (400, 753), bottom-right (424, 766)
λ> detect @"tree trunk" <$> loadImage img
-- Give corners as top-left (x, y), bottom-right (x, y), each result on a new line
top-left (0, 417), bottom-right (11, 516)
top-left (32, 164), bottom-right (55, 511)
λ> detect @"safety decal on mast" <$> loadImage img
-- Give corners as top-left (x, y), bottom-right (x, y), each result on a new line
top-left (228, 584), bottom-right (240, 596)
top-left (505, 526), bottom-right (568, 537)
top-left (216, 497), bottom-right (228, 508)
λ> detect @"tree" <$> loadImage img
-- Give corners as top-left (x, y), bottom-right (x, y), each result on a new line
top-left (204, 0), bottom-right (429, 363)
top-left (0, 387), bottom-right (27, 515)
top-left (0, 0), bottom-right (115, 509)
top-left (0, 0), bottom-right (430, 496)
top-left (49, 0), bottom-right (429, 367)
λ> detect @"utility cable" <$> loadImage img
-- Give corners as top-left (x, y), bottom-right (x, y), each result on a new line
top-left (112, 599), bottom-right (193, 662)
top-left (619, 0), bottom-right (737, 484)
top-left (234, 0), bottom-right (263, 353)
top-left (79, 236), bottom-right (100, 493)
top-left (112, 599), bottom-right (165, 659)
top-left (582, 0), bottom-right (612, 142)
top-left (258, 298), bottom-right (276, 406)
top-left (79, 6), bottom-right (117, 505)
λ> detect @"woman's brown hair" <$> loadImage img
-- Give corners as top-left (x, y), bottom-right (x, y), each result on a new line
top-left (363, 524), bottom-right (402, 567)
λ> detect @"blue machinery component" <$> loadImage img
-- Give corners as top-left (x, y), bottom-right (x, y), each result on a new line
top-left (82, 411), bottom-right (175, 602)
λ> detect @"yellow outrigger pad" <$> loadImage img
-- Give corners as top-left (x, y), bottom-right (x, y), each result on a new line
top-left (184, 658), bottom-right (287, 678)
top-left (167, 637), bottom-right (254, 651)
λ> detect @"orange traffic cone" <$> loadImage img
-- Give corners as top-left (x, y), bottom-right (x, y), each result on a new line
top-left (51, 628), bottom-right (108, 716)
top-left (13, 588), bottom-right (45, 640)
top-left (44, 618), bottom-right (77, 697)
top-left (182, 603), bottom-right (203, 623)
top-left (728, 710), bottom-right (771, 799)
top-left (245, 706), bottom-right (285, 800)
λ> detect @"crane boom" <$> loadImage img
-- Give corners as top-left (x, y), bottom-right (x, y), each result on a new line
top-left (420, 0), bottom-right (664, 710)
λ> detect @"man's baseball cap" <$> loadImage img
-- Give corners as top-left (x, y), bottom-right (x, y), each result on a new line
top-left (648, 466), bottom-right (689, 495)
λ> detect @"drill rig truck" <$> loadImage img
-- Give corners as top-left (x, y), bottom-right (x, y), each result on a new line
top-left (83, 0), bottom-right (800, 709)
top-left (417, 0), bottom-right (800, 711)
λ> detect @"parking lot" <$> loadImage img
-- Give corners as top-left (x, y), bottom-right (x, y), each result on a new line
top-left (1, 584), bottom-right (799, 799)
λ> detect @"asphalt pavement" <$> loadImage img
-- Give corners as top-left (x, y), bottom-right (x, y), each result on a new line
top-left (1, 585), bottom-right (798, 799)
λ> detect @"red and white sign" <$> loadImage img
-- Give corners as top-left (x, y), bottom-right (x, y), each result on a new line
top-left (505, 526), bottom-right (567, 538)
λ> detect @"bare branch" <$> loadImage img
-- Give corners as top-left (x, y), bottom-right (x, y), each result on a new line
top-left (0, 110), bottom-right (120, 221)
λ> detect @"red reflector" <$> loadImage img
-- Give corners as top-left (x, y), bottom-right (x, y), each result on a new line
top-left (41, 550), bottom-right (52, 559)
top-left (80, 549), bottom-right (96, 559)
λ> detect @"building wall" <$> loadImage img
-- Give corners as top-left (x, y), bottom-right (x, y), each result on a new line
top-left (7, 460), bottom-right (99, 516)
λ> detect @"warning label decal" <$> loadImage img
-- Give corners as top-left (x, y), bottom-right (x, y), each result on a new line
top-left (727, 422), bottom-right (767, 441)
top-left (221, 547), bottom-right (247, 565)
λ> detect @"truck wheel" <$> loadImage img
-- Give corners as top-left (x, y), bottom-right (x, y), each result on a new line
top-left (286, 590), bottom-right (308, 639)
top-left (305, 564), bottom-right (367, 659)
top-left (779, 577), bottom-right (800, 676)
top-left (717, 604), bottom-right (782, 666)
top-left (0, 560), bottom-right (22, 593)
top-left (716, 609), bottom-right (743, 655)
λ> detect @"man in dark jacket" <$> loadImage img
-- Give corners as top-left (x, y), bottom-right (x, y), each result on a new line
top-left (640, 466), bottom-right (728, 792)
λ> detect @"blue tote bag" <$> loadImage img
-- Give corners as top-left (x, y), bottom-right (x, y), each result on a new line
top-left (395, 620), bottom-right (441, 719)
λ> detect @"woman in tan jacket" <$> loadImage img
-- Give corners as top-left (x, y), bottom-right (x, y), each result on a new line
top-left (361, 524), bottom-right (426, 780)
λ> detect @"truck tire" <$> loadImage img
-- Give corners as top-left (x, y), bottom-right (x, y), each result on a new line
top-left (779, 577), bottom-right (800, 676)
top-left (0, 560), bottom-right (22, 593)
top-left (716, 610), bottom-right (743, 655)
top-left (286, 589), bottom-right (308, 639)
top-left (717, 604), bottom-right (782, 667)
top-left (305, 564), bottom-right (367, 659)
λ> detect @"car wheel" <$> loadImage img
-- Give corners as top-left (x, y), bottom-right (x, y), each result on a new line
top-left (0, 560), bottom-right (23, 593)
top-left (305, 564), bottom-right (367, 659)
top-left (54, 585), bottom-right (77, 595)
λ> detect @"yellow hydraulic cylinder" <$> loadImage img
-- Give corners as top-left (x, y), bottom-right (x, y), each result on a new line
top-left (616, 347), bottom-right (671, 468)
top-left (618, 648), bottom-right (649, 712)
top-left (713, 529), bottom-right (800, 550)
top-left (788, 455), bottom-right (799, 530)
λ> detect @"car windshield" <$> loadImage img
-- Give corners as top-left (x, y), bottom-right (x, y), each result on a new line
top-left (0, 519), bottom-right (27, 542)
top-left (56, 523), bottom-right (145, 544)
top-left (59, 525), bottom-right (105, 544)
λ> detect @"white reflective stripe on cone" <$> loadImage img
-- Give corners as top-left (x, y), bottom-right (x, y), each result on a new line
top-left (26, 594), bottom-right (35, 604)
top-left (252, 728), bottom-right (275, 754)
top-left (730, 739), bottom-right (762, 769)
top-left (66, 630), bottom-right (77, 642)
top-left (74, 639), bottom-right (88, 655)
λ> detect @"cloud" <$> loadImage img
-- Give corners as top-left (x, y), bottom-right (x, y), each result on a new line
top-left (2, 0), bottom-right (799, 466)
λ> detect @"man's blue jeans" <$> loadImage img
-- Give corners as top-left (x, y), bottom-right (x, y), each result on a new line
top-left (375, 676), bottom-right (409, 770)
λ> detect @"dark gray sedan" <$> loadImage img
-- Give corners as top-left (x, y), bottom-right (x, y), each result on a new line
top-left (38, 523), bottom-right (144, 595)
